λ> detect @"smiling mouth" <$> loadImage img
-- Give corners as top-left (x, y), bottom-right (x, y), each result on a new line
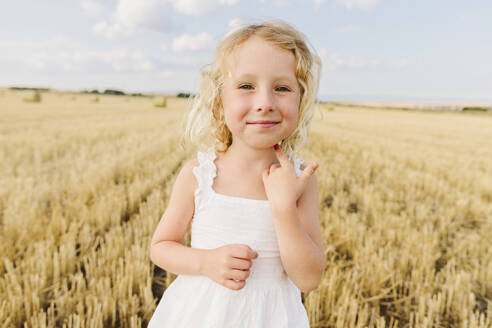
top-left (247, 121), bottom-right (279, 128)
top-left (247, 121), bottom-right (280, 124)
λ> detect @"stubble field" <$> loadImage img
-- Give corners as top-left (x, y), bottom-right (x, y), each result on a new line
top-left (0, 88), bottom-right (491, 327)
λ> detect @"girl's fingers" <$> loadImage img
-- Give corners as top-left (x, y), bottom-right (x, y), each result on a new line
top-left (224, 279), bottom-right (246, 291)
top-left (295, 163), bottom-right (318, 199)
top-left (273, 144), bottom-right (292, 168)
top-left (230, 268), bottom-right (250, 280)
top-left (300, 162), bottom-right (318, 182)
top-left (229, 257), bottom-right (252, 270)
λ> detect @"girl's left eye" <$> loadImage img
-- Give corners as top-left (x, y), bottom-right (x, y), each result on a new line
top-left (238, 85), bottom-right (290, 92)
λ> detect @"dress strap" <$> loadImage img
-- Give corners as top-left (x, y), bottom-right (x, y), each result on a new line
top-left (192, 147), bottom-right (217, 211)
top-left (191, 147), bottom-right (304, 210)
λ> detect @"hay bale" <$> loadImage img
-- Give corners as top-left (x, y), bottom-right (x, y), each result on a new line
top-left (23, 91), bottom-right (42, 103)
top-left (154, 96), bottom-right (167, 108)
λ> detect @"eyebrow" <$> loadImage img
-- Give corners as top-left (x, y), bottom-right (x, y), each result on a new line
top-left (234, 73), bottom-right (297, 83)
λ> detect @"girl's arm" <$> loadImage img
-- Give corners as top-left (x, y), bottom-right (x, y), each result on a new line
top-left (271, 170), bottom-right (325, 293)
top-left (150, 241), bottom-right (210, 275)
top-left (149, 159), bottom-right (208, 276)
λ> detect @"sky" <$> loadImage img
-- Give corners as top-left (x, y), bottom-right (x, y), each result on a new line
top-left (1, 0), bottom-right (491, 102)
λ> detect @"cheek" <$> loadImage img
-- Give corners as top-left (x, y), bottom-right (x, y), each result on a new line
top-left (284, 103), bottom-right (300, 133)
top-left (289, 111), bottom-right (299, 130)
top-left (223, 97), bottom-right (249, 121)
top-left (221, 89), bottom-right (236, 125)
top-left (284, 100), bottom-right (300, 121)
top-left (223, 104), bottom-right (244, 131)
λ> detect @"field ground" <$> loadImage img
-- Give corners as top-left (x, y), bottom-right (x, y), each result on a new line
top-left (0, 88), bottom-right (491, 327)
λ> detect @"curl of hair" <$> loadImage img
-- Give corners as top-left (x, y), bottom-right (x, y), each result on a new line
top-left (182, 19), bottom-right (322, 157)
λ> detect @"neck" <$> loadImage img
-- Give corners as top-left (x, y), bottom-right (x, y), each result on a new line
top-left (222, 140), bottom-right (280, 172)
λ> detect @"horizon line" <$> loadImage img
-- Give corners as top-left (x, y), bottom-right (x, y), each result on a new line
top-left (2, 85), bottom-right (492, 104)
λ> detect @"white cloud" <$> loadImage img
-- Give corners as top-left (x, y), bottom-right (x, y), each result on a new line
top-left (1, 35), bottom-right (210, 77)
top-left (92, 0), bottom-right (239, 39)
top-left (320, 48), bottom-right (380, 71)
top-left (80, 0), bottom-right (105, 17)
top-left (93, 21), bottom-right (136, 39)
top-left (93, 0), bottom-right (173, 39)
top-left (0, 37), bottom-right (88, 51)
top-left (114, 0), bottom-right (170, 29)
top-left (335, 0), bottom-right (381, 10)
top-left (169, 0), bottom-right (238, 15)
top-left (160, 53), bottom-right (211, 69)
top-left (172, 32), bottom-right (215, 52)
top-left (1, 37), bottom-right (91, 72)
top-left (20, 47), bottom-right (157, 73)
top-left (319, 48), bottom-right (407, 71)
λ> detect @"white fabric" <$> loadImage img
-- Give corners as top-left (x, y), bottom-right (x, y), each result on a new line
top-left (148, 147), bottom-right (309, 328)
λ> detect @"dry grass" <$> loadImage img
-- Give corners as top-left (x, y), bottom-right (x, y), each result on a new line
top-left (0, 88), bottom-right (490, 327)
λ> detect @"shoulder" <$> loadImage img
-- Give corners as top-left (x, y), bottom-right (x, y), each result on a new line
top-left (178, 147), bottom-right (218, 186)
top-left (176, 157), bottom-right (200, 189)
top-left (149, 157), bottom-right (200, 246)
top-left (298, 162), bottom-right (319, 202)
top-left (182, 157), bottom-right (200, 172)
top-left (168, 157), bottom-right (201, 200)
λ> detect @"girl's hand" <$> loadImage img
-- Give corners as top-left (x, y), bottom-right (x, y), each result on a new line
top-left (203, 244), bottom-right (258, 290)
top-left (262, 144), bottom-right (319, 210)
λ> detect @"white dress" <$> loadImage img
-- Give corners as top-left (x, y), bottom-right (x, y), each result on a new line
top-left (148, 147), bottom-right (310, 328)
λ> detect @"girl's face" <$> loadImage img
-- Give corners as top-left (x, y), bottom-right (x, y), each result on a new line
top-left (220, 36), bottom-right (301, 150)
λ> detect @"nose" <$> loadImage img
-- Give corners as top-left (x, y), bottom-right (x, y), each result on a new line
top-left (255, 88), bottom-right (274, 112)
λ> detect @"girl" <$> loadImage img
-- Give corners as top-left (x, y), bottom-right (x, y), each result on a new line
top-left (148, 20), bottom-right (325, 327)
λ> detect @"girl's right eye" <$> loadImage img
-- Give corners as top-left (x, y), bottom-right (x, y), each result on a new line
top-left (239, 84), bottom-right (253, 90)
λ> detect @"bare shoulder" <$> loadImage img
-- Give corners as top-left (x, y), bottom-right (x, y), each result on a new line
top-left (180, 157), bottom-right (200, 187)
top-left (172, 156), bottom-right (203, 206)
top-left (170, 157), bottom-right (200, 197)
top-left (184, 157), bottom-right (200, 169)
top-left (149, 156), bottom-right (200, 247)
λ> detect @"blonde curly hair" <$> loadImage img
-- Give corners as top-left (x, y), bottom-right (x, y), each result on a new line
top-left (182, 19), bottom-right (322, 156)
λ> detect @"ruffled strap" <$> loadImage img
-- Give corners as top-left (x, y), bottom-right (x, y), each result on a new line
top-left (191, 147), bottom-right (305, 210)
top-left (192, 147), bottom-right (217, 211)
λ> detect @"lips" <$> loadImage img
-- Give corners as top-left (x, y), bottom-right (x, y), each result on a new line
top-left (247, 120), bottom-right (279, 128)
top-left (247, 120), bottom-right (280, 124)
